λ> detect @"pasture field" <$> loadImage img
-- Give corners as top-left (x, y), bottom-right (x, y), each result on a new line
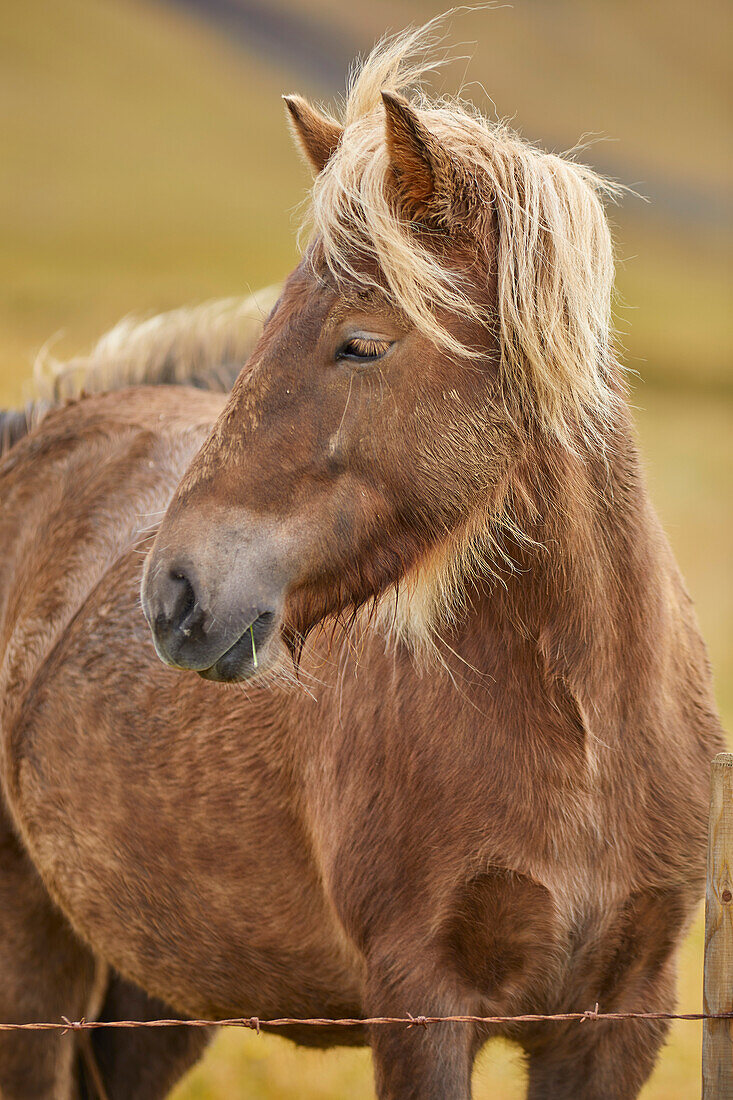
top-left (2, 1), bottom-right (730, 1097)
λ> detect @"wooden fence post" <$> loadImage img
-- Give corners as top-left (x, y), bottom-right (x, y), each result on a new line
top-left (703, 752), bottom-right (733, 1099)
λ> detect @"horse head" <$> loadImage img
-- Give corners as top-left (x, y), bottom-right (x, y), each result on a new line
top-left (142, 26), bottom-right (621, 682)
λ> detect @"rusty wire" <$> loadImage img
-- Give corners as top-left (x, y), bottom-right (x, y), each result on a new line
top-left (1, 1007), bottom-right (731, 1034)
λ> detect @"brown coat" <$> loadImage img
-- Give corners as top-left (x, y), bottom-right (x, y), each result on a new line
top-left (0, 379), bottom-right (722, 1099)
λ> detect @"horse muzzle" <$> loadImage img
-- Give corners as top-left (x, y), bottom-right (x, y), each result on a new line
top-left (141, 533), bottom-right (287, 683)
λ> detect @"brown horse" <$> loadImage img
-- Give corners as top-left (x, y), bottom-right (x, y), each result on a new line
top-left (0, 22), bottom-right (724, 1100)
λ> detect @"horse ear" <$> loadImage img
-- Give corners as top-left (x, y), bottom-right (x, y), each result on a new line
top-left (381, 91), bottom-right (454, 222)
top-left (283, 95), bottom-right (343, 173)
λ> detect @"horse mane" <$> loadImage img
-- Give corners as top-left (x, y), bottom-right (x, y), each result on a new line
top-left (34, 287), bottom-right (279, 402)
top-left (306, 17), bottom-right (626, 447)
top-left (0, 286), bottom-right (279, 458)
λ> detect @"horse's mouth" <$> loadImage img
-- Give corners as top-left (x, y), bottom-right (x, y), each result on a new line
top-left (197, 611), bottom-right (278, 683)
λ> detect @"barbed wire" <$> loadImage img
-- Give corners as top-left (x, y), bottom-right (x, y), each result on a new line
top-left (1, 1007), bottom-right (731, 1034)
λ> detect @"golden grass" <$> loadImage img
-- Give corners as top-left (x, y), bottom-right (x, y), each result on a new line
top-left (2, 2), bottom-right (730, 1096)
top-left (1, 0), bottom-right (730, 400)
top-left (330, 0), bottom-right (733, 192)
top-left (0, 0), bottom-right (302, 403)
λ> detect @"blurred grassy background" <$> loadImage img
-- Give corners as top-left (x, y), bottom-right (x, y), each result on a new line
top-left (1, 1), bottom-right (730, 1096)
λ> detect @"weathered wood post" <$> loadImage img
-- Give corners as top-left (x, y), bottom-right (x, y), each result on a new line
top-left (703, 752), bottom-right (733, 1098)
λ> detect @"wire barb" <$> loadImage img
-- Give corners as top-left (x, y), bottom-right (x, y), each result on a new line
top-left (406, 1013), bottom-right (429, 1029)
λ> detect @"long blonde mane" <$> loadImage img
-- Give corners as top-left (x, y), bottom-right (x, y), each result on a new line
top-left (306, 17), bottom-right (625, 448)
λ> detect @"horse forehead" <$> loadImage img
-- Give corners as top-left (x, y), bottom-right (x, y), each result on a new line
top-left (267, 267), bottom-right (335, 342)
top-left (272, 253), bottom-right (398, 341)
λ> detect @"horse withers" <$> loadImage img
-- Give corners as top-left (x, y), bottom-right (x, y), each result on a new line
top-left (0, 22), bottom-right (724, 1100)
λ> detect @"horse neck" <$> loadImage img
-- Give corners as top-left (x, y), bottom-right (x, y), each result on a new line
top-left (460, 413), bottom-right (669, 707)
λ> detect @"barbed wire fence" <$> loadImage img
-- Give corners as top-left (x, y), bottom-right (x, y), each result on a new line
top-left (0, 1008), bottom-right (732, 1035)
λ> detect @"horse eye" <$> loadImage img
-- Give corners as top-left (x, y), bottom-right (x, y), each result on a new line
top-left (336, 335), bottom-right (392, 363)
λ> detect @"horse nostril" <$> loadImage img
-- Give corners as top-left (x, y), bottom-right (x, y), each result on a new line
top-left (171, 570), bottom-right (195, 624)
top-left (165, 569), bottom-right (205, 640)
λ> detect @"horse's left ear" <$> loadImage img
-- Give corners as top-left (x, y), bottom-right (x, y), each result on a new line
top-left (381, 91), bottom-right (458, 223)
top-left (283, 95), bottom-right (343, 173)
